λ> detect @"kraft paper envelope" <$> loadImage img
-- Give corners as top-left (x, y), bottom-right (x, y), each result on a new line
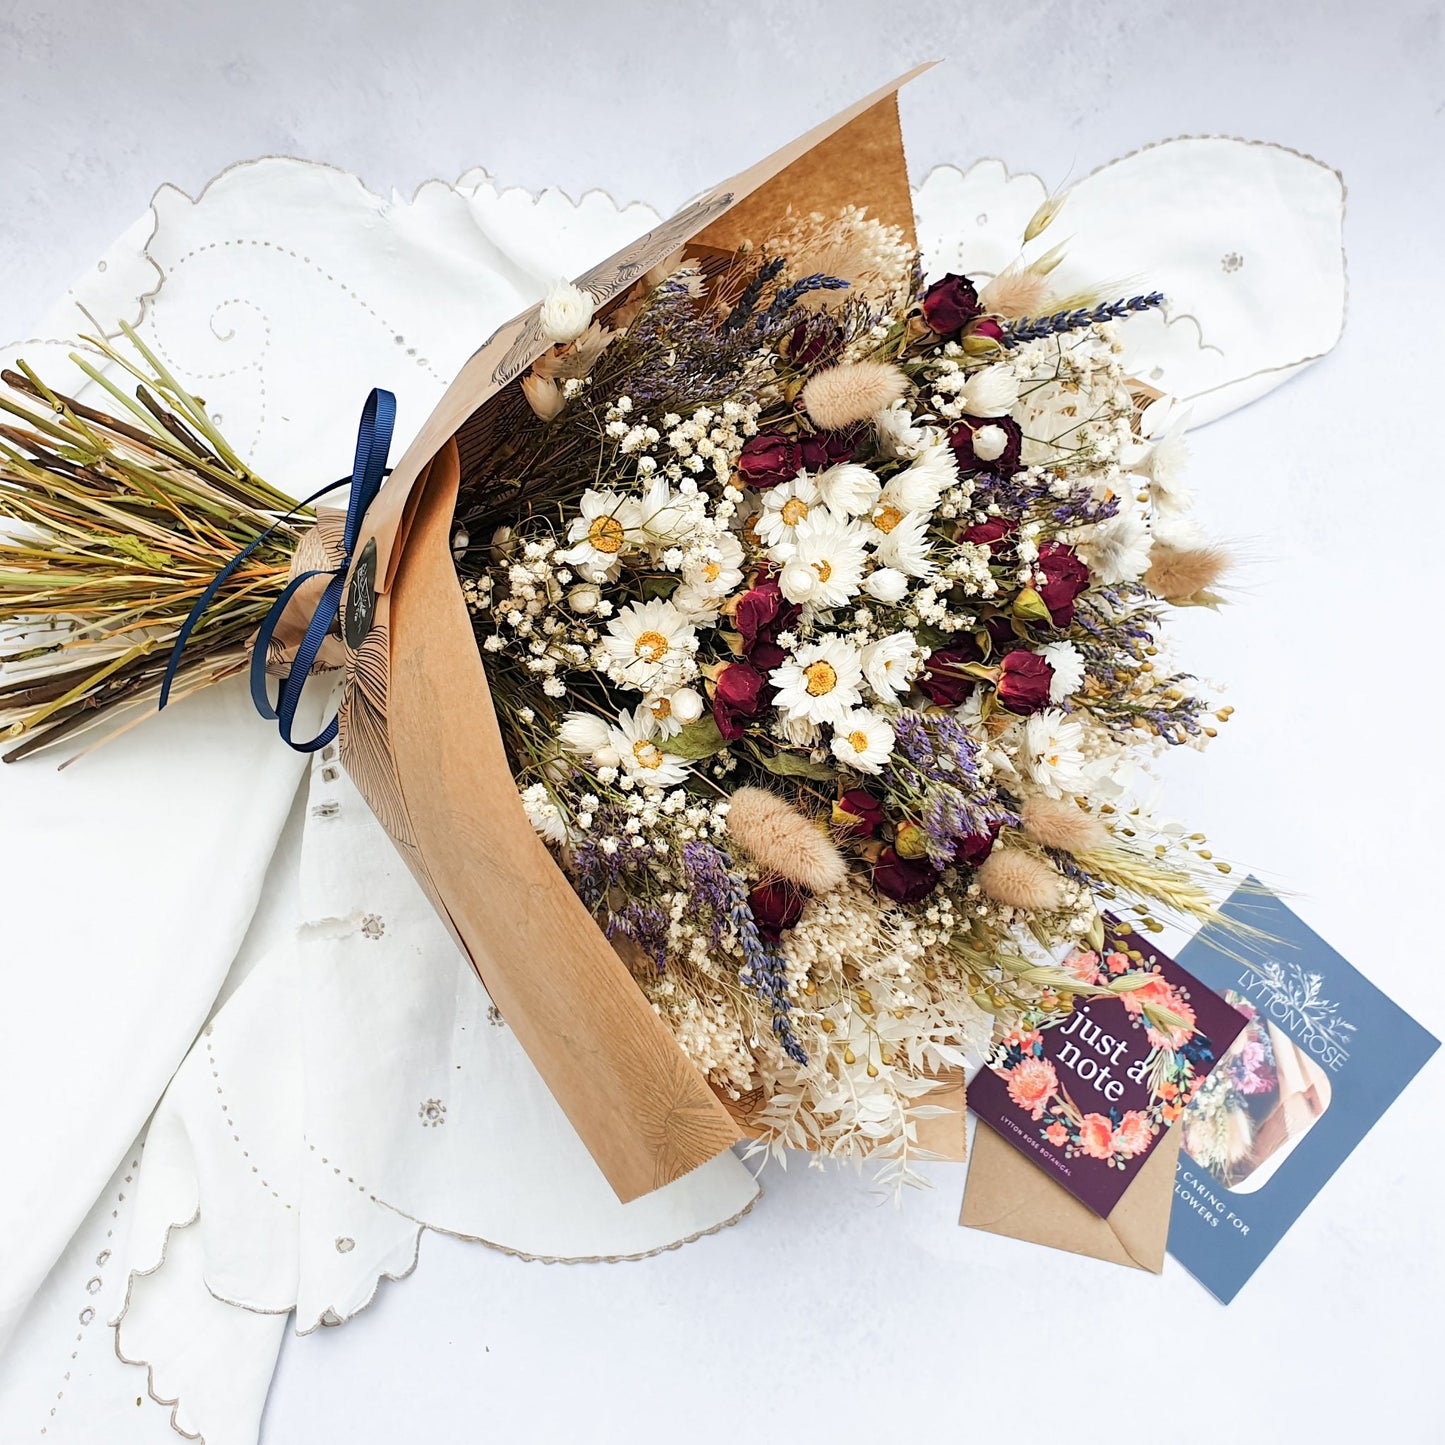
top-left (961, 1123), bottom-right (1182, 1272)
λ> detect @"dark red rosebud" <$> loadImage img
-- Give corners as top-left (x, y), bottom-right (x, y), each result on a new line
top-left (736, 429), bottom-right (859, 490)
top-left (713, 661), bottom-right (768, 741)
top-left (962, 517), bottom-right (1017, 554)
top-left (983, 614), bottom-right (1018, 655)
top-left (921, 273), bottom-right (983, 336)
top-left (949, 415), bottom-right (1022, 477)
top-left (784, 316), bottom-right (843, 369)
top-left (969, 317), bottom-right (1005, 343)
top-left (749, 641), bottom-right (787, 675)
top-left (873, 847), bottom-right (941, 904)
top-left (836, 788), bottom-right (885, 838)
top-left (953, 820), bottom-right (1001, 868)
top-left (735, 575), bottom-right (801, 656)
top-left (996, 650), bottom-right (1054, 714)
top-left (737, 433), bottom-right (797, 489)
top-left (917, 636), bottom-right (985, 708)
top-left (800, 428), bottom-right (861, 472)
top-left (1036, 542), bottom-right (1090, 627)
top-left (749, 879), bottom-right (807, 940)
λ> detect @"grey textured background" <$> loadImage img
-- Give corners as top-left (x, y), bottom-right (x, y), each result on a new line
top-left (2, 0), bottom-right (1441, 339)
top-left (3, 3), bottom-right (1443, 1442)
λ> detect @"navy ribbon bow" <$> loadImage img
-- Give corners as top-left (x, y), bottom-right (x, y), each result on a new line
top-left (159, 388), bottom-right (396, 753)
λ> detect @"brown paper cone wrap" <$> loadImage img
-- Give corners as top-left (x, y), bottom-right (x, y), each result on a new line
top-left (324, 65), bottom-right (937, 1203)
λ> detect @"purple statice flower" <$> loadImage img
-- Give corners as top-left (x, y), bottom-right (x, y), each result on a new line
top-left (605, 901), bottom-right (672, 976)
top-left (683, 840), bottom-right (806, 1064)
top-left (884, 711), bottom-right (1011, 866)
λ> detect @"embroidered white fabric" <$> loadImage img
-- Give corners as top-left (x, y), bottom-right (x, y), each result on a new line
top-left (0, 140), bottom-right (1343, 1443)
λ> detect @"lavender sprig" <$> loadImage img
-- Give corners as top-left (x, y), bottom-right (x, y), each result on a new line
top-left (1002, 292), bottom-right (1165, 348)
top-left (683, 841), bottom-right (806, 1064)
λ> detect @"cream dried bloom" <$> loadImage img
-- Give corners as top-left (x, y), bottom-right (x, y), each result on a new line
top-left (976, 847), bottom-right (1064, 911)
top-left (725, 786), bottom-right (847, 893)
top-left (1020, 795), bottom-right (1109, 854)
top-left (802, 361), bottom-right (909, 432)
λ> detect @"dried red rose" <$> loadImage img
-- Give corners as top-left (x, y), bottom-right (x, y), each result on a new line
top-left (1036, 542), bottom-right (1090, 627)
top-left (835, 788), bottom-right (885, 837)
top-left (917, 637), bottom-right (985, 708)
top-left (737, 429), bottom-right (858, 489)
top-left (921, 273), bottom-right (982, 336)
top-left (873, 847), bottom-right (941, 904)
top-left (953, 820), bottom-right (1001, 868)
top-left (962, 517), bottom-right (1017, 554)
top-left (996, 650), bottom-right (1055, 715)
top-left (712, 661), bottom-right (768, 741)
top-left (949, 415), bottom-right (1022, 477)
top-left (749, 879), bottom-right (807, 939)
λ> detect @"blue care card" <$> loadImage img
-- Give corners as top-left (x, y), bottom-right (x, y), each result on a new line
top-left (1168, 880), bottom-right (1438, 1303)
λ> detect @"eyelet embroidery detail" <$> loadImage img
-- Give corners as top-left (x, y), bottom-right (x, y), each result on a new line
top-left (418, 1098), bottom-right (446, 1127)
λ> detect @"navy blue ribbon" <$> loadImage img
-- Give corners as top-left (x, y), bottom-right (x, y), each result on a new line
top-left (159, 388), bottom-right (396, 753)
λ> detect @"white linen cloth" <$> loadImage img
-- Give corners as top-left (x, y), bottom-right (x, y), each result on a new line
top-left (0, 137), bottom-right (1344, 1443)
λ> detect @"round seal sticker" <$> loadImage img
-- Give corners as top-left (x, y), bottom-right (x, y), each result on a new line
top-left (343, 536), bottom-right (378, 649)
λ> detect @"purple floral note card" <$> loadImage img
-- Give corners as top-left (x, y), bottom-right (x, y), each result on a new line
top-left (969, 931), bottom-right (1247, 1217)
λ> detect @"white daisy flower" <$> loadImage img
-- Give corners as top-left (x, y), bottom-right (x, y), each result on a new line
top-left (755, 473), bottom-right (823, 549)
top-left (679, 530), bottom-right (745, 598)
top-left (872, 401), bottom-right (929, 458)
top-left (770, 637), bottom-right (866, 727)
top-left (830, 709), bottom-right (896, 774)
top-left (1038, 640), bottom-right (1086, 704)
top-left (777, 510), bottom-right (870, 608)
top-left (869, 506), bottom-right (935, 579)
top-left (644, 694), bottom-right (685, 739)
top-left (602, 598), bottom-right (697, 694)
top-left (562, 489), bottom-right (645, 580)
top-left (637, 477), bottom-right (695, 548)
top-left (814, 462), bottom-right (882, 518)
top-left (609, 705), bottom-right (692, 789)
top-left (960, 365), bottom-right (1022, 417)
top-left (1021, 708), bottom-right (1089, 798)
top-left (861, 630), bottom-right (921, 702)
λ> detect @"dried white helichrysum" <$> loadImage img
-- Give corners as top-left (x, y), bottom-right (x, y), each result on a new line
top-left (537, 278), bottom-right (595, 344)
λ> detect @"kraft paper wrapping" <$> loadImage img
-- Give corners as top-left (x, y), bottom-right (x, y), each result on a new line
top-left (313, 64), bottom-right (946, 1204)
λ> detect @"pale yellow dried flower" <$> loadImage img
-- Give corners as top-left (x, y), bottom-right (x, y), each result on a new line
top-left (1144, 543), bottom-right (1230, 604)
top-left (976, 847), bottom-right (1064, 911)
top-left (726, 786), bottom-right (847, 893)
top-left (1020, 795), bottom-right (1108, 854)
top-left (520, 371), bottom-right (565, 421)
top-left (801, 361), bottom-right (908, 432)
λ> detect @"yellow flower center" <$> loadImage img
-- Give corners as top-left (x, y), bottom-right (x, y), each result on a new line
top-left (873, 503), bottom-right (903, 534)
top-left (804, 660), bottom-right (838, 697)
top-left (634, 630), bottom-right (669, 664)
top-left (703, 561), bottom-right (721, 582)
top-left (781, 497), bottom-right (810, 526)
top-left (632, 739), bottom-right (664, 770)
top-left (812, 559), bottom-right (833, 583)
top-left (847, 729), bottom-right (869, 753)
top-left (587, 515), bottom-right (626, 554)
top-left (650, 697), bottom-right (672, 719)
